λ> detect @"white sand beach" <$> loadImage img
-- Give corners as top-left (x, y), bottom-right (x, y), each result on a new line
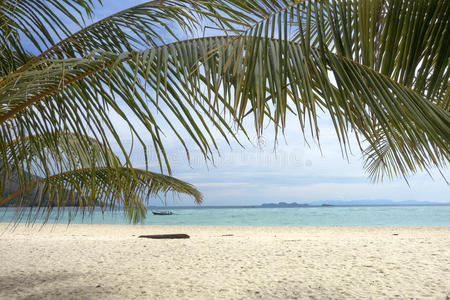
top-left (0, 224), bottom-right (449, 299)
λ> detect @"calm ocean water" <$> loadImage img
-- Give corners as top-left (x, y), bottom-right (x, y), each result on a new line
top-left (1, 206), bottom-right (449, 226)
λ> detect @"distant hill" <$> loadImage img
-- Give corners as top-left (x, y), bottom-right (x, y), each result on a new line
top-left (1, 171), bottom-right (45, 206)
top-left (1, 171), bottom-right (75, 207)
top-left (260, 200), bottom-right (450, 207)
top-left (261, 202), bottom-right (309, 207)
top-left (309, 199), bottom-right (449, 206)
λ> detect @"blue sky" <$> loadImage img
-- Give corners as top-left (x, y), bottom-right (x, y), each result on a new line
top-left (41, 1), bottom-right (450, 206)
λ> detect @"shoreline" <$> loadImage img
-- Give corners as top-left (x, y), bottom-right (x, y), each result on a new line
top-left (1, 224), bottom-right (449, 299)
top-left (1, 222), bottom-right (450, 228)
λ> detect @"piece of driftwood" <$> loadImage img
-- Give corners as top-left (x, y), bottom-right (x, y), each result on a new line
top-left (138, 234), bottom-right (190, 239)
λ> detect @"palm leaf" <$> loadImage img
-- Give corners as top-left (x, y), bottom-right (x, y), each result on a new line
top-left (1, 131), bottom-right (119, 203)
top-left (187, 36), bottom-right (449, 179)
top-left (17, 0), bottom-right (261, 70)
top-left (1, 166), bottom-right (202, 224)
top-left (191, 0), bottom-right (450, 180)
top-left (1, 131), bottom-right (202, 223)
top-left (2, 34), bottom-right (449, 183)
top-left (0, 0), bottom-right (96, 75)
top-left (0, 49), bottom-right (245, 177)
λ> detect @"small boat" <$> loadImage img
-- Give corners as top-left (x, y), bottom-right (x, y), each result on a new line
top-left (152, 211), bottom-right (173, 216)
top-left (151, 197), bottom-right (173, 215)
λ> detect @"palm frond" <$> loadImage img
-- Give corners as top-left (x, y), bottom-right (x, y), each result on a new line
top-left (362, 126), bottom-right (448, 183)
top-left (1, 166), bottom-right (202, 224)
top-left (1, 0), bottom-right (96, 52)
top-left (18, 0), bottom-right (264, 70)
top-left (2, 29), bottom-right (449, 182)
top-left (1, 131), bottom-right (202, 223)
top-left (0, 48), bottom-right (245, 177)
top-left (185, 36), bottom-right (449, 178)
top-left (189, 0), bottom-right (450, 179)
top-left (1, 131), bottom-right (120, 199)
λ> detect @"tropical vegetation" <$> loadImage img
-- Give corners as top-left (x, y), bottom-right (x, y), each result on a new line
top-left (1, 0), bottom-right (448, 222)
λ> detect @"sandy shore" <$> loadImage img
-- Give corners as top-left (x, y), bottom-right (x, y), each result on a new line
top-left (0, 224), bottom-right (449, 299)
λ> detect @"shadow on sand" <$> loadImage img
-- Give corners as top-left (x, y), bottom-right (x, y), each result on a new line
top-left (0, 271), bottom-right (115, 299)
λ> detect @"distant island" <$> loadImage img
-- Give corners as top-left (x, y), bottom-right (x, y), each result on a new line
top-left (261, 202), bottom-right (310, 207)
top-left (149, 199), bottom-right (450, 209)
top-left (1, 171), bottom-right (76, 207)
top-left (259, 200), bottom-right (450, 207)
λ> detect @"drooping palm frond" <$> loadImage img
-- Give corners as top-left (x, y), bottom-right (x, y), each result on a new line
top-left (166, 36), bottom-right (449, 180)
top-left (2, 33), bottom-right (448, 188)
top-left (0, 49), bottom-right (245, 180)
top-left (0, 0), bottom-right (264, 178)
top-left (0, 0), bottom-right (96, 75)
top-left (215, 0), bottom-right (449, 180)
top-left (1, 166), bottom-right (202, 224)
top-left (1, 131), bottom-right (202, 223)
top-left (15, 0), bottom-right (261, 70)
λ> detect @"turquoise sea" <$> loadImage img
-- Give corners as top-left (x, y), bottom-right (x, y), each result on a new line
top-left (1, 206), bottom-right (450, 226)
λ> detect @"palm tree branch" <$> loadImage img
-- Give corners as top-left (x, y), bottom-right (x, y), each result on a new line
top-left (1, 37), bottom-right (448, 180)
top-left (1, 166), bottom-right (202, 223)
top-left (2, 35), bottom-right (446, 124)
top-left (17, 0), bottom-right (264, 72)
top-left (1, 0), bottom-right (96, 53)
top-left (0, 131), bottom-right (123, 199)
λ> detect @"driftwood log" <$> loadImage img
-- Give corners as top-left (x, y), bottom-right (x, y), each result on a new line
top-left (138, 234), bottom-right (190, 239)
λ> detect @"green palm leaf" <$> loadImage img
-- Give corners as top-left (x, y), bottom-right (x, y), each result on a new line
top-left (1, 132), bottom-right (202, 223)
top-left (1, 166), bottom-right (202, 224)
top-left (0, 0), bottom-right (96, 75)
top-left (16, 0), bottom-right (260, 70)
top-left (215, 0), bottom-right (449, 180)
top-left (2, 35), bottom-right (448, 184)
top-left (0, 49), bottom-right (244, 176)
